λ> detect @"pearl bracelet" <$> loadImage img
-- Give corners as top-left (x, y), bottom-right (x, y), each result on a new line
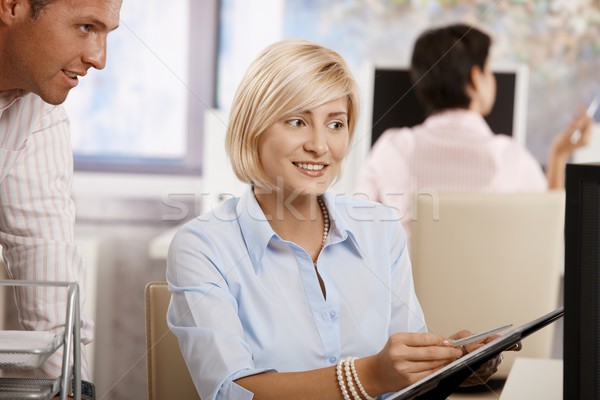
top-left (344, 357), bottom-right (363, 400)
top-left (349, 357), bottom-right (376, 400)
top-left (336, 359), bottom-right (351, 400)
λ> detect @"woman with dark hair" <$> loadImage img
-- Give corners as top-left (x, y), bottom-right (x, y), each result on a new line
top-left (357, 23), bottom-right (592, 238)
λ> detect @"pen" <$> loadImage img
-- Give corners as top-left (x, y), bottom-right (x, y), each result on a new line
top-left (589, 98), bottom-right (600, 117)
top-left (451, 323), bottom-right (513, 347)
top-left (570, 98), bottom-right (599, 144)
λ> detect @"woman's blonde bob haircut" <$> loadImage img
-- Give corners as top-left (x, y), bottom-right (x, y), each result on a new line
top-left (226, 39), bottom-right (360, 189)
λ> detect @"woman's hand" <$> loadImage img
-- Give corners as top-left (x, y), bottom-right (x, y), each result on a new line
top-left (369, 332), bottom-right (463, 394)
top-left (460, 355), bottom-right (502, 387)
top-left (449, 329), bottom-right (504, 387)
top-left (551, 108), bottom-right (594, 156)
top-left (546, 107), bottom-right (594, 189)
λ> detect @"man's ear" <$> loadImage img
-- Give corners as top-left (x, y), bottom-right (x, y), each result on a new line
top-left (0, 0), bottom-right (30, 25)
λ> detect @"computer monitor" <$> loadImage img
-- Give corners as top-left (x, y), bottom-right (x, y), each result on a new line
top-left (364, 63), bottom-right (529, 147)
top-left (564, 162), bottom-right (600, 399)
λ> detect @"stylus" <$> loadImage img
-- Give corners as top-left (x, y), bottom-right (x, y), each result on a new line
top-left (570, 97), bottom-right (599, 143)
top-left (451, 323), bottom-right (513, 347)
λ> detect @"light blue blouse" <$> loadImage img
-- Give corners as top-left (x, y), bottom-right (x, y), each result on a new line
top-left (167, 186), bottom-right (426, 400)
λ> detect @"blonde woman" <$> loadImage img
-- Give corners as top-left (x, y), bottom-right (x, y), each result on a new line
top-left (167, 39), bottom-right (500, 400)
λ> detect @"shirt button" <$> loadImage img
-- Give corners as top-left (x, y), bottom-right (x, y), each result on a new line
top-left (330, 311), bottom-right (337, 319)
top-left (329, 357), bottom-right (337, 364)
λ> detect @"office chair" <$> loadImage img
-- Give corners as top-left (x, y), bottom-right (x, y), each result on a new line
top-left (145, 281), bottom-right (200, 400)
top-left (410, 191), bottom-right (565, 378)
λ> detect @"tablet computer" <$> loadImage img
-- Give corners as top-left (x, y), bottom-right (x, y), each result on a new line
top-left (388, 306), bottom-right (564, 400)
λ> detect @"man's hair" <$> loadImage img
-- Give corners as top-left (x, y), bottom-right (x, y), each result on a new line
top-left (225, 39), bottom-right (360, 189)
top-left (410, 23), bottom-right (491, 114)
top-left (29, 0), bottom-right (55, 17)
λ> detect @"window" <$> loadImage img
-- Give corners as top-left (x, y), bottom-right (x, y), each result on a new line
top-left (64, 0), bottom-right (218, 175)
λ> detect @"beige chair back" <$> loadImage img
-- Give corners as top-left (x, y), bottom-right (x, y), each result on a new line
top-left (145, 281), bottom-right (200, 400)
top-left (410, 191), bottom-right (564, 378)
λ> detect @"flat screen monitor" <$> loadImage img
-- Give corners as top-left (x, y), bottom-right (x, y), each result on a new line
top-left (564, 162), bottom-right (600, 399)
top-left (365, 64), bottom-right (529, 147)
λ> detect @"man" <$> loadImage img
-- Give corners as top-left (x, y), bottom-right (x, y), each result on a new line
top-left (0, 0), bottom-right (121, 390)
top-left (356, 23), bottom-right (592, 238)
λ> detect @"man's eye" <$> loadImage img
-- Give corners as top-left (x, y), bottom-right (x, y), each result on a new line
top-left (79, 24), bottom-right (93, 33)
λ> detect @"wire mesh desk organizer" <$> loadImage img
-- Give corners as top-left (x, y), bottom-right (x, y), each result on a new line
top-left (0, 280), bottom-right (82, 400)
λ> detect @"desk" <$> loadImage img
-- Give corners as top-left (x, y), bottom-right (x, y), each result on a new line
top-left (500, 357), bottom-right (562, 400)
top-left (450, 357), bottom-right (562, 399)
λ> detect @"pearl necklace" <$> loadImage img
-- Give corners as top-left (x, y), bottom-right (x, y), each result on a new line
top-left (317, 195), bottom-right (330, 255)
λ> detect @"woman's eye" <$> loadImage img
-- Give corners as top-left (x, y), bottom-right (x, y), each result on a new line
top-left (286, 118), bottom-right (304, 127)
top-left (327, 121), bottom-right (345, 130)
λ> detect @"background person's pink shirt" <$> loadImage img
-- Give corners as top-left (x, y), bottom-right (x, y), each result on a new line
top-left (356, 109), bottom-right (547, 238)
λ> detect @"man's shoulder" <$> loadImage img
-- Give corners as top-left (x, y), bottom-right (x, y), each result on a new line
top-left (1, 91), bottom-right (64, 119)
top-left (1, 90), bottom-right (37, 104)
top-left (1, 92), bottom-right (67, 153)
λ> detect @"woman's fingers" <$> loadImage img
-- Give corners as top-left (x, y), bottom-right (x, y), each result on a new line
top-left (387, 332), bottom-right (463, 362)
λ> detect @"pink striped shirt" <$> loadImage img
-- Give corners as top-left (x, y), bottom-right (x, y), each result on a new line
top-left (356, 109), bottom-right (547, 238)
top-left (0, 90), bottom-right (91, 379)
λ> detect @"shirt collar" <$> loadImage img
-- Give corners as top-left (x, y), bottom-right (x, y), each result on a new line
top-left (424, 109), bottom-right (494, 136)
top-left (236, 186), bottom-right (277, 272)
top-left (319, 191), bottom-right (365, 259)
top-left (236, 187), bottom-right (365, 272)
top-left (0, 90), bottom-right (27, 111)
